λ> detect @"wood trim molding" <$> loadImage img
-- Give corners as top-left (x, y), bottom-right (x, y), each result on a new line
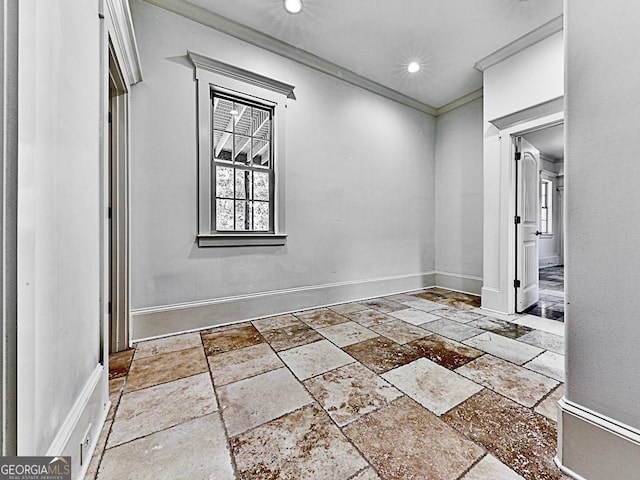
top-left (489, 96), bottom-right (564, 130)
top-left (475, 15), bottom-right (563, 72)
top-left (436, 88), bottom-right (483, 116)
top-left (188, 51), bottom-right (296, 100)
top-left (105, 0), bottom-right (143, 85)
top-left (143, 0), bottom-right (438, 116)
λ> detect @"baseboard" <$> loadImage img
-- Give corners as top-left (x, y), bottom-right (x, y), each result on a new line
top-left (557, 397), bottom-right (640, 480)
top-left (46, 364), bottom-right (109, 480)
top-left (434, 271), bottom-right (482, 296)
top-left (539, 256), bottom-right (560, 268)
top-left (131, 272), bottom-right (436, 341)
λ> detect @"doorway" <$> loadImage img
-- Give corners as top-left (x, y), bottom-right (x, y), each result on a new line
top-left (518, 122), bottom-right (565, 321)
top-left (108, 44), bottom-right (130, 352)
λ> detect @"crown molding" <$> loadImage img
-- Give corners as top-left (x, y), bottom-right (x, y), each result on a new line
top-left (188, 51), bottom-right (296, 99)
top-left (475, 15), bottom-right (563, 72)
top-left (105, 0), bottom-right (143, 85)
top-left (436, 88), bottom-right (483, 116)
top-left (142, 0), bottom-right (438, 116)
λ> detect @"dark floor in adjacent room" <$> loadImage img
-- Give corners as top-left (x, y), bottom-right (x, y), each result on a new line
top-left (524, 266), bottom-right (565, 322)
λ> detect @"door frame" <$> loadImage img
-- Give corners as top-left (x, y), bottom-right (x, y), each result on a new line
top-left (482, 107), bottom-right (564, 315)
top-left (107, 43), bottom-right (130, 353)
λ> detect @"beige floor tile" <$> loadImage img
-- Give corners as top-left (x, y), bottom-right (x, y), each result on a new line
top-left (279, 339), bottom-right (355, 380)
top-left (351, 468), bottom-right (381, 480)
top-left (108, 373), bottom-right (218, 448)
top-left (463, 332), bottom-right (543, 365)
top-left (456, 355), bottom-right (559, 408)
top-left (99, 414), bottom-right (233, 480)
top-left (109, 349), bottom-right (134, 379)
top-left (133, 332), bottom-right (202, 360)
top-left (124, 346), bottom-right (208, 393)
top-left (252, 314), bottom-right (302, 333)
top-left (524, 351), bottom-right (564, 381)
top-left (382, 358), bottom-right (482, 415)
top-left (443, 389), bottom-right (562, 479)
top-left (344, 337), bottom-right (422, 374)
top-left (207, 342), bottom-right (283, 386)
top-left (518, 329), bottom-right (565, 355)
top-left (371, 320), bottom-right (428, 344)
top-left (398, 297), bottom-right (445, 312)
top-left (408, 334), bottom-right (483, 370)
top-left (388, 308), bottom-right (441, 325)
top-left (297, 308), bottom-right (350, 328)
top-left (344, 396), bottom-right (483, 480)
top-left (231, 403), bottom-right (367, 480)
top-left (431, 307), bottom-right (486, 323)
top-left (107, 378), bottom-right (125, 421)
top-left (316, 321), bottom-right (378, 347)
top-left (84, 420), bottom-right (111, 480)
top-left (329, 302), bottom-right (368, 315)
top-left (304, 363), bottom-right (402, 426)
top-left (345, 309), bottom-right (397, 328)
top-left (217, 367), bottom-right (312, 436)
top-left (261, 323), bottom-right (323, 351)
top-left (421, 318), bottom-right (484, 342)
top-left (462, 454), bottom-right (525, 480)
top-left (535, 384), bottom-right (564, 422)
top-left (201, 323), bottom-right (264, 356)
top-left (359, 297), bottom-right (406, 313)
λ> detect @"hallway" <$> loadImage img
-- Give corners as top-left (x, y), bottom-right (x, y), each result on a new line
top-left (524, 266), bottom-right (565, 322)
top-left (88, 288), bottom-right (566, 480)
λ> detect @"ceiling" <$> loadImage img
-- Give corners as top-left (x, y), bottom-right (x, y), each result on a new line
top-left (185, 0), bottom-right (563, 109)
top-left (523, 123), bottom-right (564, 162)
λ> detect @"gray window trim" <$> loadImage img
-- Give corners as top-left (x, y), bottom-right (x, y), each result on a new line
top-left (189, 52), bottom-right (294, 247)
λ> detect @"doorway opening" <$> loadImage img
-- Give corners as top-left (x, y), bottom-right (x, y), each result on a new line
top-left (516, 122), bottom-right (565, 321)
top-left (108, 44), bottom-right (130, 353)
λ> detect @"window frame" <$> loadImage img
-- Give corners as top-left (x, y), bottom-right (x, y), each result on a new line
top-left (539, 171), bottom-right (554, 237)
top-left (189, 51), bottom-right (295, 247)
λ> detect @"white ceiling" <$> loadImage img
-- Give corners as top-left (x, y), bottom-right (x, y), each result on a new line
top-left (524, 123), bottom-right (564, 162)
top-left (186, 0), bottom-right (563, 109)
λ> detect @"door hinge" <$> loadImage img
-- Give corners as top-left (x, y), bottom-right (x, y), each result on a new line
top-left (514, 216), bottom-right (521, 224)
top-left (108, 111), bottom-right (112, 124)
top-left (108, 206), bottom-right (112, 219)
top-left (514, 152), bottom-right (522, 161)
top-left (514, 279), bottom-right (521, 288)
top-left (108, 301), bottom-right (112, 315)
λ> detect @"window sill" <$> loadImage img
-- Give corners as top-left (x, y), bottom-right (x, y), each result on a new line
top-left (197, 234), bottom-right (287, 247)
top-left (540, 234), bottom-right (553, 239)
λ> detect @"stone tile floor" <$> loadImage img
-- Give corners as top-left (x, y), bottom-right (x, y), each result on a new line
top-left (87, 287), bottom-right (568, 480)
top-left (525, 266), bottom-right (565, 322)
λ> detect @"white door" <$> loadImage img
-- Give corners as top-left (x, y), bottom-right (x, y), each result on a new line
top-left (516, 137), bottom-right (540, 312)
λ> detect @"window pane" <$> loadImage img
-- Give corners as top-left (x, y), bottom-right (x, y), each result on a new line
top-left (234, 135), bottom-right (251, 164)
top-left (254, 171), bottom-right (269, 201)
top-left (216, 199), bottom-right (234, 230)
top-left (235, 169), bottom-right (252, 200)
top-left (251, 108), bottom-right (270, 139)
top-left (216, 166), bottom-right (234, 198)
top-left (213, 98), bottom-right (234, 132)
top-left (214, 131), bottom-right (233, 162)
top-left (253, 201), bottom-right (269, 231)
top-left (235, 200), bottom-right (251, 230)
top-left (233, 104), bottom-right (250, 136)
top-left (252, 139), bottom-right (270, 167)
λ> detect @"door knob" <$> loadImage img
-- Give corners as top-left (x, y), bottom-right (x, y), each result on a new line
top-left (535, 231), bottom-right (542, 236)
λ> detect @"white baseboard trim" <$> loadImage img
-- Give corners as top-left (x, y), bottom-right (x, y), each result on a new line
top-left (434, 271), bottom-right (482, 296)
top-left (46, 363), bottom-right (109, 480)
top-left (131, 272), bottom-right (436, 341)
top-left (557, 397), bottom-right (640, 480)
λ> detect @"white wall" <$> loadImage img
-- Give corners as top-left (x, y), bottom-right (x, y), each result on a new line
top-left (435, 98), bottom-right (483, 291)
top-left (17, 0), bottom-right (105, 464)
top-left (558, 1), bottom-right (640, 477)
top-left (481, 32), bottom-right (564, 313)
top-left (538, 159), bottom-right (563, 268)
top-left (129, 1), bottom-right (436, 336)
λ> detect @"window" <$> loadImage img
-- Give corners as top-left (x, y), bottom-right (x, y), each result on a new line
top-left (189, 52), bottom-right (295, 247)
top-left (212, 93), bottom-right (273, 232)
top-left (540, 177), bottom-right (553, 234)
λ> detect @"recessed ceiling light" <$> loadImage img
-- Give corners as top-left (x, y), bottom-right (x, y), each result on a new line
top-left (407, 62), bottom-right (420, 73)
top-left (284, 0), bottom-right (303, 14)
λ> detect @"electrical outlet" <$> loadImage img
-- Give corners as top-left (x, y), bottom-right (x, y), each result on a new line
top-left (80, 423), bottom-right (92, 466)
